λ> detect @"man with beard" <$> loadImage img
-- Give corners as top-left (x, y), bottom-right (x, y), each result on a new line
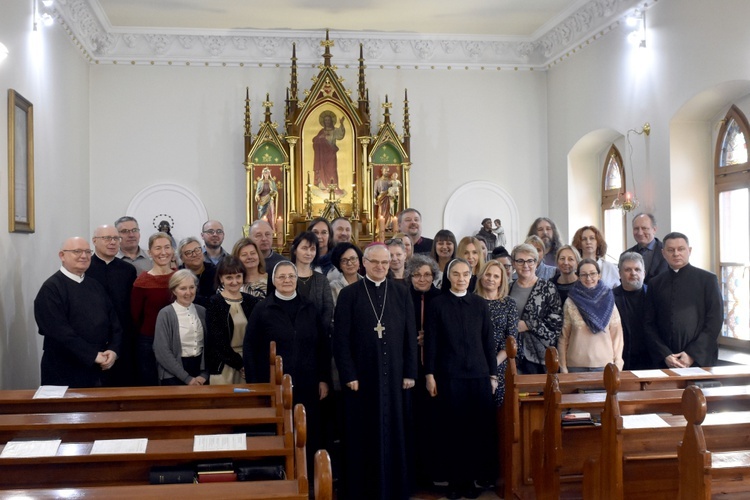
top-left (201, 220), bottom-right (228, 266)
top-left (527, 217), bottom-right (563, 267)
top-left (333, 244), bottom-right (417, 500)
top-left (613, 252), bottom-right (651, 370)
top-left (398, 208), bottom-right (433, 255)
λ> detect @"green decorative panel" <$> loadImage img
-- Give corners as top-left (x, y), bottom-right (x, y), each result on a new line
top-left (372, 143), bottom-right (402, 165)
top-left (253, 142), bottom-right (284, 164)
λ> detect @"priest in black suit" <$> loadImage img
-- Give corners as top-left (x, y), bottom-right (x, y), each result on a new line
top-left (623, 213), bottom-right (668, 284)
top-left (34, 237), bottom-right (122, 387)
top-left (333, 244), bottom-right (418, 500)
top-left (643, 232), bottom-right (723, 368)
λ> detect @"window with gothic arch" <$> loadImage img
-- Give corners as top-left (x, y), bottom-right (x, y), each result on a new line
top-left (715, 105), bottom-right (750, 343)
top-left (601, 145), bottom-right (626, 258)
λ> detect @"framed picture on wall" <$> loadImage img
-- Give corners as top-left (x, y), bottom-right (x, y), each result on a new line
top-left (8, 89), bottom-right (35, 233)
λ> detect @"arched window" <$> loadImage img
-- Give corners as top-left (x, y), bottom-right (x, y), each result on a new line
top-left (715, 105), bottom-right (750, 343)
top-left (601, 145), bottom-right (626, 258)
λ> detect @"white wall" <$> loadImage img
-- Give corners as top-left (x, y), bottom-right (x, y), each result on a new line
top-left (547, 0), bottom-right (750, 270)
top-left (0, 1), bottom-right (90, 389)
top-left (88, 63), bottom-right (549, 246)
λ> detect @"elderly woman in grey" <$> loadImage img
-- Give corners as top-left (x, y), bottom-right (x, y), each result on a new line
top-left (153, 269), bottom-right (209, 385)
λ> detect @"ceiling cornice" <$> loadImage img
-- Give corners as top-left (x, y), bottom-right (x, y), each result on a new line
top-left (50, 0), bottom-right (646, 70)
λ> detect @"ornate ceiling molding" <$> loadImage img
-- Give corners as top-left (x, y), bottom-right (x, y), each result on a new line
top-left (50, 0), bottom-right (645, 70)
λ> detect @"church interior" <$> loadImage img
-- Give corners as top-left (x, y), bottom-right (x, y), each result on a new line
top-left (2, 0), bottom-right (750, 389)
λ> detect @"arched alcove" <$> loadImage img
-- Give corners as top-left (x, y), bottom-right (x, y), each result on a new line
top-left (670, 80), bottom-right (750, 269)
top-left (443, 181), bottom-right (519, 248)
top-left (567, 129), bottom-right (624, 238)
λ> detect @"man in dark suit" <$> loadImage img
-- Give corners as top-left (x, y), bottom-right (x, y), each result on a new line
top-left (623, 213), bottom-right (668, 285)
top-left (643, 232), bottom-right (723, 368)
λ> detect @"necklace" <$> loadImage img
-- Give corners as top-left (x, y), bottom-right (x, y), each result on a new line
top-left (363, 279), bottom-right (388, 339)
top-left (297, 275), bottom-right (312, 285)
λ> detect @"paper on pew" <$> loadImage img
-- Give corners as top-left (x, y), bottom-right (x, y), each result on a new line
top-left (622, 414), bottom-right (671, 429)
top-left (0, 439), bottom-right (61, 458)
top-left (670, 367), bottom-right (710, 376)
top-left (630, 369), bottom-right (669, 378)
top-left (91, 438), bottom-right (148, 455)
top-left (193, 433), bottom-right (247, 452)
top-left (33, 385), bottom-right (68, 398)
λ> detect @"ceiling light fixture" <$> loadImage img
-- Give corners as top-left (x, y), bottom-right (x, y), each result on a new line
top-left (626, 6), bottom-right (646, 49)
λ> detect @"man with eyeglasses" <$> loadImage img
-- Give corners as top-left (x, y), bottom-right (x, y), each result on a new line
top-left (201, 220), bottom-right (228, 266)
top-left (333, 243), bottom-right (417, 500)
top-left (34, 237), bottom-right (122, 388)
top-left (115, 216), bottom-right (151, 275)
top-left (87, 225), bottom-right (138, 386)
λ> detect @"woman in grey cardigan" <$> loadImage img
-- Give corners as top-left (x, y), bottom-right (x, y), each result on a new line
top-left (153, 269), bottom-right (209, 385)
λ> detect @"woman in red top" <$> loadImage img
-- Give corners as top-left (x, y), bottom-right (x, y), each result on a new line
top-left (131, 232), bottom-right (175, 385)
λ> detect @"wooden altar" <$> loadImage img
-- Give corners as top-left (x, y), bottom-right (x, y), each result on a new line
top-left (243, 31), bottom-right (412, 250)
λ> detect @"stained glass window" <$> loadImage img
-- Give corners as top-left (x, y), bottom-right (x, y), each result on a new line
top-left (720, 118), bottom-right (748, 167)
top-left (604, 154), bottom-right (622, 190)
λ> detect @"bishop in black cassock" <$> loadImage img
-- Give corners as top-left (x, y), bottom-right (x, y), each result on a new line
top-left (333, 245), bottom-right (417, 500)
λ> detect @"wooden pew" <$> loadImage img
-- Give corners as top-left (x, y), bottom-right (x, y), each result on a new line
top-left (0, 404), bottom-right (333, 499)
top-left (501, 338), bottom-right (750, 499)
top-left (0, 343), bottom-right (284, 415)
top-left (583, 365), bottom-right (750, 500)
top-left (678, 386), bottom-right (750, 500)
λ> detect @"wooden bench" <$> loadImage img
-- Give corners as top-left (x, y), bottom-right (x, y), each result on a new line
top-left (0, 343), bottom-right (284, 415)
top-left (582, 364), bottom-right (750, 500)
top-left (0, 405), bottom-right (332, 499)
top-left (678, 385), bottom-right (750, 500)
top-left (0, 343), bottom-right (333, 499)
top-left (501, 337), bottom-right (750, 499)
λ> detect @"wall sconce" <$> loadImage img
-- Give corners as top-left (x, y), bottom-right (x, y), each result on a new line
top-left (0, 42), bottom-right (8, 63)
top-left (613, 122), bottom-right (650, 213)
top-left (626, 7), bottom-right (646, 48)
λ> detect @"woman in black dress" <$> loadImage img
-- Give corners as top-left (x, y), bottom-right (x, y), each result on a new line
top-left (425, 258), bottom-right (497, 499)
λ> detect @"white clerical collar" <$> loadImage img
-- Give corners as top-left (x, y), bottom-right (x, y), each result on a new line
top-left (60, 266), bottom-right (84, 283)
top-left (450, 289), bottom-right (468, 297)
top-left (366, 275), bottom-right (386, 287)
top-left (275, 290), bottom-right (297, 301)
top-left (95, 252), bottom-right (115, 264)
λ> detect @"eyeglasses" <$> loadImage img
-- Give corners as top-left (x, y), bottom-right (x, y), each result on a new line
top-left (276, 274), bottom-right (297, 281)
top-left (118, 228), bottom-right (140, 234)
top-left (385, 238), bottom-right (403, 245)
top-left (182, 248), bottom-right (203, 258)
top-left (514, 259), bottom-right (536, 267)
top-left (502, 264), bottom-right (512, 270)
top-left (62, 249), bottom-right (93, 257)
top-left (94, 236), bottom-right (121, 242)
top-left (365, 258), bottom-right (390, 266)
top-left (412, 273), bottom-right (433, 280)
top-left (340, 256), bottom-right (360, 265)
top-left (202, 229), bottom-right (224, 236)
top-left (579, 272), bottom-right (600, 279)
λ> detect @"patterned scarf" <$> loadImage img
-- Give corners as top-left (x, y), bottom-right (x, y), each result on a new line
top-left (567, 280), bottom-right (614, 334)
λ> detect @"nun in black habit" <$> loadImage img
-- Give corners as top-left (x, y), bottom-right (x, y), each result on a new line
top-left (424, 258), bottom-right (498, 500)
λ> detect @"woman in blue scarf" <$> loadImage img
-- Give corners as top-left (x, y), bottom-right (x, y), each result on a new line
top-left (559, 258), bottom-right (624, 373)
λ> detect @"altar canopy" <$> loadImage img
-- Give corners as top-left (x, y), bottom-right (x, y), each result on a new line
top-left (243, 31), bottom-right (412, 248)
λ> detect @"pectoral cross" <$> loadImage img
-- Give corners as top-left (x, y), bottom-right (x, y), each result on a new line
top-left (374, 321), bottom-right (386, 339)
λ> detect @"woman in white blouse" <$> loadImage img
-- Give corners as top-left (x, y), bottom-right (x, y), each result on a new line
top-left (153, 269), bottom-right (209, 385)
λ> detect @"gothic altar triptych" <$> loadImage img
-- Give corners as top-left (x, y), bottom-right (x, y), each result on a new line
top-left (243, 32), bottom-right (412, 248)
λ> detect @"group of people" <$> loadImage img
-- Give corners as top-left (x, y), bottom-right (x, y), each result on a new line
top-left (33, 209), bottom-right (723, 500)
